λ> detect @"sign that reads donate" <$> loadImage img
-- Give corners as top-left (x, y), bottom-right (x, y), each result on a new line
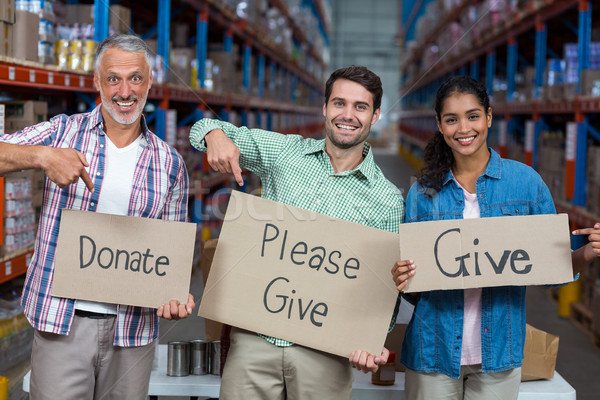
top-left (198, 191), bottom-right (400, 358)
top-left (400, 213), bottom-right (574, 293)
top-left (52, 209), bottom-right (196, 308)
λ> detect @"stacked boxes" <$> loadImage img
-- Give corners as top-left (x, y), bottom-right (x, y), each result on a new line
top-left (587, 145), bottom-right (600, 217)
top-left (13, 10), bottom-right (39, 62)
top-left (537, 132), bottom-right (565, 202)
top-left (0, 0), bottom-right (15, 57)
top-left (63, 4), bottom-right (131, 34)
top-left (1, 171), bottom-right (35, 258)
top-left (3, 100), bottom-right (48, 134)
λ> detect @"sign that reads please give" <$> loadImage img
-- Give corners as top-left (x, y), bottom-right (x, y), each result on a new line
top-left (198, 191), bottom-right (400, 358)
top-left (400, 213), bottom-right (574, 293)
top-left (52, 209), bottom-right (196, 308)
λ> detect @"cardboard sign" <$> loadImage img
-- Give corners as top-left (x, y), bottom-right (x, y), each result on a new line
top-left (52, 209), bottom-right (196, 308)
top-left (400, 214), bottom-right (574, 293)
top-left (198, 191), bottom-right (400, 358)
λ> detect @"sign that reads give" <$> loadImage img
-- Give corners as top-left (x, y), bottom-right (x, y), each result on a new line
top-left (400, 214), bottom-right (574, 293)
top-left (198, 191), bottom-right (400, 358)
top-left (52, 209), bottom-right (196, 308)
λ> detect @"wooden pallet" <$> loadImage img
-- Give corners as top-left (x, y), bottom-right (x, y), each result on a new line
top-left (545, 287), bottom-right (559, 302)
top-left (569, 302), bottom-right (600, 348)
top-left (570, 302), bottom-right (593, 336)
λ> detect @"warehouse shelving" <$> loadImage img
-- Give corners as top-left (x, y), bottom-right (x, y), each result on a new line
top-left (399, 0), bottom-right (599, 231)
top-left (0, 0), bottom-right (330, 279)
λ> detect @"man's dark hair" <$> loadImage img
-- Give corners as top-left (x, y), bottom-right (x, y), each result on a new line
top-left (324, 66), bottom-right (383, 111)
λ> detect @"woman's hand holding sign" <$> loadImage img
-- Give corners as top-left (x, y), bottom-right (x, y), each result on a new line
top-left (391, 260), bottom-right (415, 292)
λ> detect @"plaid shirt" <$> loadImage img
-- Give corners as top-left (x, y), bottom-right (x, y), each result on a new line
top-left (0, 105), bottom-right (189, 347)
top-left (190, 118), bottom-right (405, 347)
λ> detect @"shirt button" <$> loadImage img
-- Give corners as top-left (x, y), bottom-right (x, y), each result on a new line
top-left (96, 172), bottom-right (101, 176)
top-left (455, 346), bottom-right (460, 350)
top-left (456, 335), bottom-right (462, 340)
top-left (100, 144), bottom-right (104, 148)
top-left (91, 202), bottom-right (95, 207)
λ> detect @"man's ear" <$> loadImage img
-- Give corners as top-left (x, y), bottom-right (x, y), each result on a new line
top-left (371, 108), bottom-right (380, 125)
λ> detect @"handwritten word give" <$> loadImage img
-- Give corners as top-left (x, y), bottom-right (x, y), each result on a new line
top-left (434, 228), bottom-right (532, 278)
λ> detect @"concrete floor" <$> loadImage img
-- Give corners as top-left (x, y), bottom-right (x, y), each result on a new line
top-left (158, 147), bottom-right (600, 399)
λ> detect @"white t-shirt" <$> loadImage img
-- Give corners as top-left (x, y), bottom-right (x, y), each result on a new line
top-left (74, 134), bottom-right (141, 315)
top-left (458, 183), bottom-right (483, 366)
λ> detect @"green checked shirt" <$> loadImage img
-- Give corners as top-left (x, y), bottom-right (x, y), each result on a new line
top-left (190, 118), bottom-right (406, 347)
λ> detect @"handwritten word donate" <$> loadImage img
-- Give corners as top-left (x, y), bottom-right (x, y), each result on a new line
top-left (79, 235), bottom-right (170, 276)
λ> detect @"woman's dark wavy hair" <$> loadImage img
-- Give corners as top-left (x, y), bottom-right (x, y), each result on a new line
top-left (417, 75), bottom-right (490, 195)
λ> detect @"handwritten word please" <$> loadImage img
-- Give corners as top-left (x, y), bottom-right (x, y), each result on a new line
top-left (261, 223), bottom-right (360, 279)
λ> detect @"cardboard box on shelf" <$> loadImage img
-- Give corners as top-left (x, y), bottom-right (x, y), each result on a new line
top-left (4, 100), bottom-right (48, 134)
top-left (587, 181), bottom-right (600, 217)
top-left (581, 69), bottom-right (600, 96)
top-left (65, 4), bottom-right (131, 34)
top-left (208, 51), bottom-right (234, 93)
top-left (169, 47), bottom-right (194, 87)
top-left (588, 145), bottom-right (600, 183)
top-left (546, 84), bottom-right (564, 101)
top-left (0, 21), bottom-right (13, 57)
top-left (0, 104), bottom-right (4, 134)
top-left (0, 0), bottom-right (15, 23)
top-left (538, 146), bottom-right (565, 174)
top-left (12, 10), bottom-right (38, 62)
top-left (592, 283), bottom-right (600, 336)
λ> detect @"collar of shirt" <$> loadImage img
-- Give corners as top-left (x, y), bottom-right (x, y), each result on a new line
top-left (302, 139), bottom-right (377, 182)
top-left (443, 147), bottom-right (502, 186)
top-left (91, 104), bottom-right (151, 139)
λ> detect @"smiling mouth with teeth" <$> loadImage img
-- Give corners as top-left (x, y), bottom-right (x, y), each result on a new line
top-left (457, 136), bottom-right (476, 142)
top-left (116, 100), bottom-right (135, 107)
top-left (336, 123), bottom-right (358, 130)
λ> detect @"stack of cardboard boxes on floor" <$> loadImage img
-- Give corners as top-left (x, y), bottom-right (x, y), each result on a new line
top-left (537, 132), bottom-right (566, 204)
top-left (588, 145), bottom-right (600, 218)
top-left (0, 101), bottom-right (47, 259)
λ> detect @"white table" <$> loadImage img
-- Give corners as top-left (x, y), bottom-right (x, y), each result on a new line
top-left (23, 344), bottom-right (576, 399)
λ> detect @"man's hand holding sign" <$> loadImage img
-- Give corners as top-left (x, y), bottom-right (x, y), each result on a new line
top-left (52, 209), bottom-right (196, 318)
top-left (198, 191), bottom-right (402, 360)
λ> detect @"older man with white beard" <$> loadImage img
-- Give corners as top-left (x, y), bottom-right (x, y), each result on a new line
top-left (0, 34), bottom-right (194, 400)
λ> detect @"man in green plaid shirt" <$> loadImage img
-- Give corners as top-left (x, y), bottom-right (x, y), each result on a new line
top-left (190, 66), bottom-right (408, 399)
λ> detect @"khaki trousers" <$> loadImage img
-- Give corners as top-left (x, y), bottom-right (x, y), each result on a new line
top-left (219, 327), bottom-right (353, 400)
top-left (405, 365), bottom-right (522, 400)
top-left (30, 314), bottom-right (156, 400)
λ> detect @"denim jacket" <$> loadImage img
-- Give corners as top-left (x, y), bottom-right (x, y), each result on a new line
top-left (400, 149), bottom-right (556, 378)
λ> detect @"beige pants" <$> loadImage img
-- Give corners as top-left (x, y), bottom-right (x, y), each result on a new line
top-left (219, 327), bottom-right (353, 400)
top-left (405, 365), bottom-right (522, 400)
top-left (30, 314), bottom-right (156, 400)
